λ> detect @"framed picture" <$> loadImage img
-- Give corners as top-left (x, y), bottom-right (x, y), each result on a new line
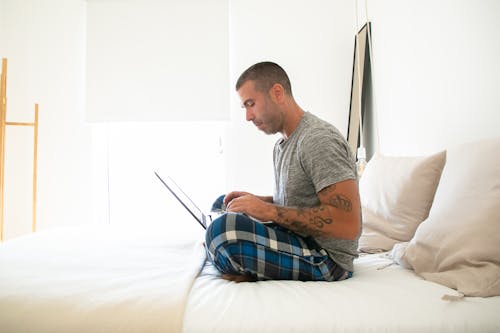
top-left (347, 22), bottom-right (371, 157)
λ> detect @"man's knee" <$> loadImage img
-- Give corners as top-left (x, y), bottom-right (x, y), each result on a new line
top-left (205, 213), bottom-right (226, 249)
top-left (205, 195), bottom-right (229, 256)
top-left (210, 194), bottom-right (226, 212)
top-left (206, 213), bottom-right (255, 262)
top-left (205, 213), bottom-right (240, 273)
top-left (205, 213), bottom-right (238, 258)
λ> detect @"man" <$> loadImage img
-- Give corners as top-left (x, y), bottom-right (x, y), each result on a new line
top-left (205, 62), bottom-right (361, 282)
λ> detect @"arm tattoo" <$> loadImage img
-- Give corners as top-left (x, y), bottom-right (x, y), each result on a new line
top-left (329, 195), bottom-right (352, 212)
top-left (290, 221), bottom-right (323, 237)
top-left (322, 184), bottom-right (352, 212)
top-left (272, 184), bottom-right (355, 237)
top-left (275, 206), bottom-right (332, 237)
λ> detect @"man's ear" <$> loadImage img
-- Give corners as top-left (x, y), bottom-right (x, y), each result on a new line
top-left (269, 83), bottom-right (285, 103)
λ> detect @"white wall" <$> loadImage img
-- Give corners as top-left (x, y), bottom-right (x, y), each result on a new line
top-left (0, 1), bottom-right (3, 47)
top-left (225, 0), bottom-right (500, 197)
top-left (363, 0), bottom-right (500, 156)
top-left (2, 0), bottom-right (499, 239)
top-left (226, 0), bottom-right (356, 195)
top-left (1, 0), bottom-right (92, 239)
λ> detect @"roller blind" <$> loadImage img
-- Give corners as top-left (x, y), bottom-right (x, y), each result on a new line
top-left (86, 0), bottom-right (229, 121)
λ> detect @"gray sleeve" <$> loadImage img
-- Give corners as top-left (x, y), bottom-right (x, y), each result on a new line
top-left (298, 129), bottom-right (356, 193)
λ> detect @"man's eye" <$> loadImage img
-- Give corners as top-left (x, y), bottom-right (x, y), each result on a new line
top-left (245, 101), bottom-right (255, 107)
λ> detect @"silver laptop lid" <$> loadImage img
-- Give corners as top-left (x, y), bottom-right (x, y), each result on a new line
top-left (154, 172), bottom-right (207, 229)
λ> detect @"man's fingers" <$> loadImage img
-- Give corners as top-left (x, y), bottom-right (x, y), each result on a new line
top-left (226, 197), bottom-right (244, 213)
top-left (223, 193), bottom-right (236, 206)
top-left (226, 198), bottom-right (238, 211)
top-left (224, 191), bottom-right (248, 206)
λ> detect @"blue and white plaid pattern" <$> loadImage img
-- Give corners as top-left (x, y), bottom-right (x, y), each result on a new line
top-left (205, 197), bottom-right (351, 281)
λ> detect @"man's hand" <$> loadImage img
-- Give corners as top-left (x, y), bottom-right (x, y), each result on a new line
top-left (223, 191), bottom-right (251, 207)
top-left (226, 194), bottom-right (272, 222)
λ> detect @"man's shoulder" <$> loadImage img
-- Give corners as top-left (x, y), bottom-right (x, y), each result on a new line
top-left (303, 112), bottom-right (342, 136)
top-left (300, 114), bottom-right (346, 147)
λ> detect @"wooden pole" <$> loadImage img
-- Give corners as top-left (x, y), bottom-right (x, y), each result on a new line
top-left (0, 58), bottom-right (7, 242)
top-left (32, 104), bottom-right (38, 232)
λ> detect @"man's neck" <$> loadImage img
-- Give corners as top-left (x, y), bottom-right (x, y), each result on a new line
top-left (282, 103), bottom-right (305, 140)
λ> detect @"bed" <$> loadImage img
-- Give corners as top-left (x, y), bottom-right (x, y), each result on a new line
top-left (0, 225), bottom-right (206, 333)
top-left (185, 255), bottom-right (500, 333)
top-left (1, 225), bottom-right (499, 333)
top-left (1, 137), bottom-right (499, 332)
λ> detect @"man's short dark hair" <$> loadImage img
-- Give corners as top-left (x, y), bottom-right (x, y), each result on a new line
top-left (235, 62), bottom-right (293, 97)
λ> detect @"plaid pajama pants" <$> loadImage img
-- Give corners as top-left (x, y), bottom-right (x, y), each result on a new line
top-left (205, 196), bottom-right (351, 281)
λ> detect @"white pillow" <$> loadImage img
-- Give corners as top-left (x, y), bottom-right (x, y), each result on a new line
top-left (393, 137), bottom-right (500, 297)
top-left (358, 150), bottom-right (446, 253)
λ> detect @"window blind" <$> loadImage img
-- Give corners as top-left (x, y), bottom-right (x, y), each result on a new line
top-left (86, 0), bottom-right (229, 121)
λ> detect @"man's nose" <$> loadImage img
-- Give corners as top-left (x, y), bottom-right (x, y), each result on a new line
top-left (246, 109), bottom-right (254, 122)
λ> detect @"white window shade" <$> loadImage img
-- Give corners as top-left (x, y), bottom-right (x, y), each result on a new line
top-left (86, 0), bottom-right (229, 121)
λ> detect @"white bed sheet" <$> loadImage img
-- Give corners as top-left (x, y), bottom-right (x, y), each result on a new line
top-left (183, 253), bottom-right (500, 333)
top-left (0, 225), bottom-right (206, 333)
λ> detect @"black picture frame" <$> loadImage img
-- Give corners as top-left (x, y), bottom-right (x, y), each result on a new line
top-left (347, 22), bottom-right (371, 157)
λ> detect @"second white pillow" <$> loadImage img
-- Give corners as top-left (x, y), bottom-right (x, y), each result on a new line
top-left (358, 150), bottom-right (446, 253)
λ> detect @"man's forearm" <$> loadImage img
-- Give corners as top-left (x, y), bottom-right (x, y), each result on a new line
top-left (265, 195), bottom-right (358, 240)
top-left (269, 205), bottom-right (334, 237)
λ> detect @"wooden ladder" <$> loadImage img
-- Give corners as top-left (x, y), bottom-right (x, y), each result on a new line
top-left (0, 58), bottom-right (39, 241)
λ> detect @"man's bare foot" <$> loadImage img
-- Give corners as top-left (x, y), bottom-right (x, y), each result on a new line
top-left (221, 273), bottom-right (258, 282)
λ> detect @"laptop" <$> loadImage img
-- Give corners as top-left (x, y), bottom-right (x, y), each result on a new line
top-left (155, 172), bottom-right (218, 230)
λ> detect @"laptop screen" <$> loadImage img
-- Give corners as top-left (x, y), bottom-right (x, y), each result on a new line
top-left (154, 172), bottom-right (207, 229)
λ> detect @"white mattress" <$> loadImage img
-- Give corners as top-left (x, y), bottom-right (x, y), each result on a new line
top-left (0, 225), bottom-right (206, 333)
top-left (183, 253), bottom-right (500, 333)
top-left (2, 225), bottom-right (499, 333)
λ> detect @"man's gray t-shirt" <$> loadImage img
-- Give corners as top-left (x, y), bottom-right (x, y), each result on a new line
top-left (272, 112), bottom-right (359, 272)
